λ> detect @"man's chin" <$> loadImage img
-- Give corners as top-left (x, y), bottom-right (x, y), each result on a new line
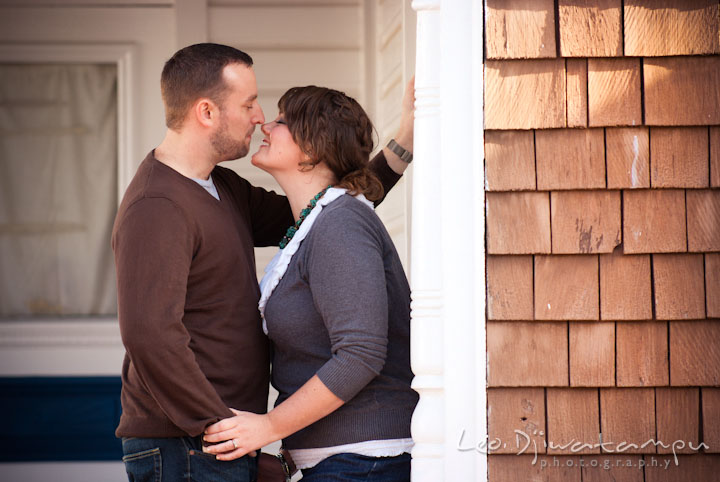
top-left (218, 148), bottom-right (250, 163)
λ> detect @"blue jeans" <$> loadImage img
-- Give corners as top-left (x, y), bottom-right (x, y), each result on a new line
top-left (121, 436), bottom-right (258, 482)
top-left (300, 452), bottom-right (411, 481)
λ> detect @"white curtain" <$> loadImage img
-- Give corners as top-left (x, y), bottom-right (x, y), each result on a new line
top-left (0, 64), bottom-right (118, 317)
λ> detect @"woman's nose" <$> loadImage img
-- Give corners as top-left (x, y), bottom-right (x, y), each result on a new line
top-left (261, 122), bottom-right (271, 135)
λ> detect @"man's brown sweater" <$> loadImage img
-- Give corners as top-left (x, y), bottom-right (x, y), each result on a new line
top-left (112, 150), bottom-right (399, 438)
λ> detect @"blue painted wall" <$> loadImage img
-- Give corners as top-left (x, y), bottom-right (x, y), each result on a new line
top-left (0, 377), bottom-right (122, 461)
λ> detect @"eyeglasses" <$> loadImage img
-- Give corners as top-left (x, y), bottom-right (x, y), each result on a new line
top-left (262, 118), bottom-right (287, 129)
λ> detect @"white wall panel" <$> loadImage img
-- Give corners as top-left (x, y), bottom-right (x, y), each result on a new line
top-left (249, 49), bottom-right (362, 93)
top-left (0, 0), bottom-right (172, 5)
top-left (379, 55), bottom-right (404, 127)
top-left (211, 0), bottom-right (357, 5)
top-left (371, 0), bottom-right (414, 269)
top-left (379, 0), bottom-right (403, 47)
top-left (210, 5), bottom-right (361, 49)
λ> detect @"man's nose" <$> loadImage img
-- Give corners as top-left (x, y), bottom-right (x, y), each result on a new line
top-left (253, 104), bottom-right (265, 125)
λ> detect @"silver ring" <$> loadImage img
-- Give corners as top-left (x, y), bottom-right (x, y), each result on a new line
top-left (231, 439), bottom-right (238, 450)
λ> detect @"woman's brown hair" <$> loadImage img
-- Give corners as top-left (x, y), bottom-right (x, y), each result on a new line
top-left (278, 86), bottom-right (384, 201)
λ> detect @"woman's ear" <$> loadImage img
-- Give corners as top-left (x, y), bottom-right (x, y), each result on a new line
top-left (297, 152), bottom-right (316, 173)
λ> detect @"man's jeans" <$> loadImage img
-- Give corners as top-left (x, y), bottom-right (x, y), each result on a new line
top-left (300, 452), bottom-right (411, 481)
top-left (121, 436), bottom-right (258, 482)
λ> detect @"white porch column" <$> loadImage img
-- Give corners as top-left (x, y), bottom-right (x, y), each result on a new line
top-left (410, 0), bottom-right (486, 480)
top-left (409, 0), bottom-right (444, 480)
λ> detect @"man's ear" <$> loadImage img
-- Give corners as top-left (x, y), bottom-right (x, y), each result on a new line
top-left (193, 98), bottom-right (218, 127)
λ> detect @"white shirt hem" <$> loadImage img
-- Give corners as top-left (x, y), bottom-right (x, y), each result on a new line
top-left (288, 438), bottom-right (414, 470)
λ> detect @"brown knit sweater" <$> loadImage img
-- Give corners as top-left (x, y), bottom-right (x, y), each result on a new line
top-left (112, 150), bottom-right (399, 438)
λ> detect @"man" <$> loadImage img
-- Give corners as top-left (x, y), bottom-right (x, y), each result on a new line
top-left (112, 43), bottom-right (414, 481)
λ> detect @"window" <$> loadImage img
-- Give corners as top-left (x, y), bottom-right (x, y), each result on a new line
top-left (0, 63), bottom-right (118, 317)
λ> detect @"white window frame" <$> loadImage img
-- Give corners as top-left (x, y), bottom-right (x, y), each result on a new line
top-left (0, 43), bottom-right (135, 376)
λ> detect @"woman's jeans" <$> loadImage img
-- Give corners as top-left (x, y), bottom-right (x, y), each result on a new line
top-left (121, 436), bottom-right (258, 482)
top-left (300, 452), bottom-right (411, 481)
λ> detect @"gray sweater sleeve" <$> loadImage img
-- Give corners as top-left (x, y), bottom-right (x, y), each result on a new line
top-left (304, 203), bottom-right (389, 402)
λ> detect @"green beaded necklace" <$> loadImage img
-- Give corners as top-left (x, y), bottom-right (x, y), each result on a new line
top-left (279, 185), bottom-right (333, 249)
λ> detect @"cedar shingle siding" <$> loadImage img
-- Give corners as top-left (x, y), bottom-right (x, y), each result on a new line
top-left (484, 0), bottom-right (720, 478)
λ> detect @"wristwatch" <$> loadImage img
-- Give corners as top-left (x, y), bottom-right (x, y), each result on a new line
top-left (387, 138), bottom-right (413, 163)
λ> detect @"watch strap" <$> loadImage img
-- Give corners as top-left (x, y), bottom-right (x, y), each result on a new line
top-left (387, 138), bottom-right (413, 163)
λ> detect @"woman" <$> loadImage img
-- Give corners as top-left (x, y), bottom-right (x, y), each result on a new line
top-left (203, 85), bottom-right (418, 480)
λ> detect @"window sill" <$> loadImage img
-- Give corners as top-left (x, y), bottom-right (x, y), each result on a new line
top-left (0, 318), bottom-right (123, 376)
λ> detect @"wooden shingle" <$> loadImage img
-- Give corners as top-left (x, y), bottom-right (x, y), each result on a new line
top-left (566, 58), bottom-right (588, 128)
top-left (558, 0), bottom-right (622, 57)
top-left (488, 455), bottom-right (581, 482)
top-left (535, 128), bottom-right (605, 190)
top-left (624, 0), bottom-right (720, 56)
top-left (623, 190), bottom-right (686, 254)
top-left (581, 456), bottom-right (643, 482)
top-left (535, 255), bottom-right (599, 320)
top-left (650, 127), bottom-right (709, 188)
top-left (487, 255), bottom-right (534, 320)
top-left (707, 254), bottom-right (720, 318)
top-left (616, 322), bottom-right (669, 387)
top-left (606, 127), bottom-right (650, 189)
top-left (486, 192), bottom-right (551, 254)
top-left (687, 190), bottom-right (720, 252)
top-left (600, 388), bottom-right (655, 454)
top-left (547, 388), bottom-right (600, 454)
top-left (487, 388), bottom-right (546, 454)
top-left (485, 0), bottom-right (556, 59)
top-left (588, 58), bottom-right (642, 127)
top-left (484, 130), bottom-right (536, 191)
top-left (487, 321), bottom-right (568, 386)
top-left (655, 388), bottom-right (700, 454)
top-left (551, 190), bottom-right (621, 254)
top-left (712, 127), bottom-right (720, 188)
top-left (485, 59), bottom-right (566, 130)
top-left (569, 322), bottom-right (614, 387)
top-left (671, 321), bottom-right (720, 386)
top-left (600, 250), bottom-right (652, 320)
top-left (644, 56), bottom-right (720, 126)
top-left (702, 388), bottom-right (720, 453)
top-left (646, 455), bottom-right (720, 482)
top-left (653, 254), bottom-right (705, 320)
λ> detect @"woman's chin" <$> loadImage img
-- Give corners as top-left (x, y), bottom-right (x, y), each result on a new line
top-left (250, 154), bottom-right (263, 168)
top-left (251, 157), bottom-right (275, 176)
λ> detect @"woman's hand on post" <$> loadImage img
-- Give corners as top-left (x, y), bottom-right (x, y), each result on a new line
top-left (384, 76), bottom-right (415, 174)
top-left (396, 75), bottom-right (415, 150)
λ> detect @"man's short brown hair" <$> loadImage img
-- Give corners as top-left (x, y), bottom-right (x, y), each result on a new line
top-left (161, 43), bottom-right (253, 130)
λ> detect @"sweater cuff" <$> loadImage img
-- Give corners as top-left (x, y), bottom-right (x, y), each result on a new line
top-left (316, 356), bottom-right (380, 402)
top-left (370, 151), bottom-right (402, 206)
